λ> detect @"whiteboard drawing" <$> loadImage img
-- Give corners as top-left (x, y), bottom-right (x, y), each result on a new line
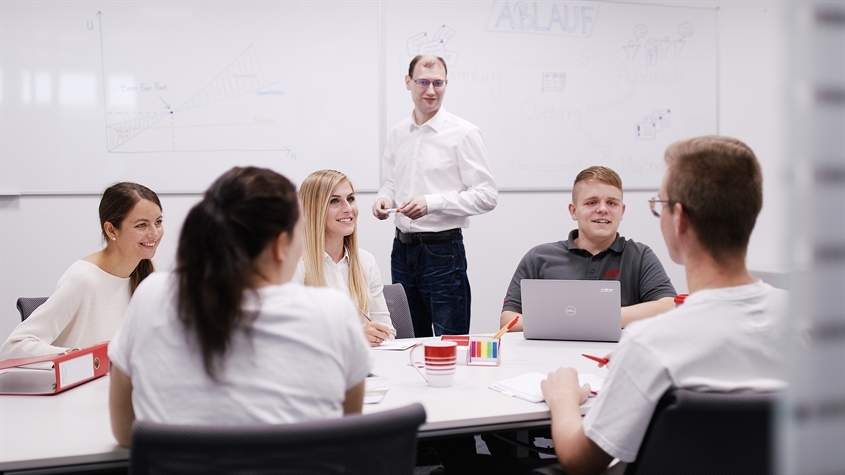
top-left (406, 25), bottom-right (459, 65)
top-left (622, 22), bottom-right (695, 65)
top-left (635, 109), bottom-right (672, 140)
top-left (486, 1), bottom-right (600, 37)
top-left (98, 13), bottom-right (293, 156)
top-left (542, 72), bottom-right (566, 92)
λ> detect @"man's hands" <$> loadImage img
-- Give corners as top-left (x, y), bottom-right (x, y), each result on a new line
top-left (372, 196), bottom-right (429, 220)
top-left (541, 367), bottom-right (592, 409)
top-left (372, 198), bottom-right (392, 220)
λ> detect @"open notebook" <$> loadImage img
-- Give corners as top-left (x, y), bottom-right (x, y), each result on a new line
top-left (490, 372), bottom-right (605, 403)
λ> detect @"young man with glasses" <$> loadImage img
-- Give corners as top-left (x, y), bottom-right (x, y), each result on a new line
top-left (539, 136), bottom-right (787, 475)
top-left (373, 54), bottom-right (498, 337)
top-left (500, 166), bottom-right (676, 331)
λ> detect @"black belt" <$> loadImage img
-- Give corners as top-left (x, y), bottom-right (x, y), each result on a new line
top-left (395, 228), bottom-right (461, 244)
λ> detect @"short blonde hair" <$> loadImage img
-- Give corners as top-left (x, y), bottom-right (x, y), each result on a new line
top-left (572, 166), bottom-right (623, 202)
top-left (299, 170), bottom-right (371, 314)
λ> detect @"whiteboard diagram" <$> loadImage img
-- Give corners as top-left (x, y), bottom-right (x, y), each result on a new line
top-left (99, 12), bottom-right (294, 156)
top-left (1, 2), bottom-right (381, 193)
top-left (384, 1), bottom-right (718, 190)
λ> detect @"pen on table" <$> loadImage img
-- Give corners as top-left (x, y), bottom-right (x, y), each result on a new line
top-left (582, 353), bottom-right (609, 365)
top-left (492, 315), bottom-right (520, 339)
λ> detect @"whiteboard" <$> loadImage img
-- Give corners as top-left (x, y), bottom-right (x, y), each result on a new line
top-left (0, 1), bottom-right (381, 193)
top-left (1, 1), bottom-right (717, 194)
top-left (384, 0), bottom-right (718, 190)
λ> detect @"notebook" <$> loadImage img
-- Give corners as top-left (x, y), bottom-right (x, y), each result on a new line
top-left (490, 372), bottom-right (606, 403)
top-left (521, 279), bottom-right (622, 342)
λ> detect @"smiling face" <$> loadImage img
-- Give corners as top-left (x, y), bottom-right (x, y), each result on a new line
top-left (406, 55), bottom-right (447, 124)
top-left (108, 198), bottom-right (164, 262)
top-left (324, 179), bottom-right (358, 243)
top-left (569, 180), bottom-right (625, 250)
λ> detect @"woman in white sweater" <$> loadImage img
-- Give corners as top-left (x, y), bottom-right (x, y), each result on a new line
top-left (294, 170), bottom-right (396, 346)
top-left (108, 167), bottom-right (370, 448)
top-left (0, 183), bottom-right (164, 359)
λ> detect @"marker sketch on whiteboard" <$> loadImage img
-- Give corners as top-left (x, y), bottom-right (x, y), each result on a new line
top-left (96, 12), bottom-right (296, 158)
top-left (406, 25), bottom-right (459, 65)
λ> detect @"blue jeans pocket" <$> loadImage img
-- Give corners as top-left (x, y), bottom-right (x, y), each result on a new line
top-left (423, 242), bottom-right (456, 260)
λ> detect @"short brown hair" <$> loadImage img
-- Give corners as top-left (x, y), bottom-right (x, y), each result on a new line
top-left (409, 55), bottom-right (448, 78)
top-left (664, 135), bottom-right (762, 261)
top-left (572, 166), bottom-right (622, 201)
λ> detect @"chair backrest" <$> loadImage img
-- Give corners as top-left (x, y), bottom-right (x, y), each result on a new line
top-left (624, 388), bottom-right (783, 475)
top-left (130, 403), bottom-right (427, 475)
top-left (383, 283), bottom-right (415, 339)
top-left (16, 297), bottom-right (48, 322)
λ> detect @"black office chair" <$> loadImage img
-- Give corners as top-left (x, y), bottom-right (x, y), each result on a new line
top-left (624, 388), bottom-right (783, 475)
top-left (532, 388), bottom-right (783, 475)
top-left (16, 297), bottom-right (48, 322)
top-left (383, 283), bottom-right (415, 339)
top-left (130, 403), bottom-right (427, 475)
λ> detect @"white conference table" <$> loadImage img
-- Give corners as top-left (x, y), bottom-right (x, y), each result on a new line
top-left (0, 333), bottom-right (616, 473)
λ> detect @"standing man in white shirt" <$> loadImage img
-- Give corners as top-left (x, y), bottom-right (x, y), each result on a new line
top-left (373, 54), bottom-right (498, 337)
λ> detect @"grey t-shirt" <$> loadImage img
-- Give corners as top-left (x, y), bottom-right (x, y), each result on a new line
top-left (502, 230), bottom-right (676, 314)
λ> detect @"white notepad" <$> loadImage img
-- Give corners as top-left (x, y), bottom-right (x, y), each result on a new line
top-left (364, 375), bottom-right (390, 404)
top-left (489, 372), bottom-right (605, 403)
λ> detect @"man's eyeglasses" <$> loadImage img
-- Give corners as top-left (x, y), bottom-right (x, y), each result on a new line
top-left (648, 196), bottom-right (674, 218)
top-left (410, 78), bottom-right (447, 89)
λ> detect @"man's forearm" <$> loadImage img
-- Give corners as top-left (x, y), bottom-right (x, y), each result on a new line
top-left (621, 296), bottom-right (675, 327)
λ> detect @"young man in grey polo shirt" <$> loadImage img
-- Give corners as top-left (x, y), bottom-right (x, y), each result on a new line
top-left (501, 166), bottom-right (676, 331)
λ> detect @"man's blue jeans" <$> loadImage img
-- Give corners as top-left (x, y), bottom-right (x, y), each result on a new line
top-left (391, 231), bottom-right (471, 336)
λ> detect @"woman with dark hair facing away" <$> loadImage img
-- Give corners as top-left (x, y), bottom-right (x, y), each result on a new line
top-left (1, 183), bottom-right (164, 359)
top-left (108, 167), bottom-right (371, 448)
top-left (295, 169), bottom-right (396, 346)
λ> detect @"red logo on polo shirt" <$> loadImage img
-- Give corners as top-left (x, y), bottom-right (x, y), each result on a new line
top-left (604, 269), bottom-right (620, 278)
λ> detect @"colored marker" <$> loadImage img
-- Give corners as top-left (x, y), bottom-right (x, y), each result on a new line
top-left (493, 315), bottom-right (520, 339)
top-left (582, 353), bottom-right (609, 365)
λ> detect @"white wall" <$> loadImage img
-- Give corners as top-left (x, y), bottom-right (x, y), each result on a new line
top-left (0, 2), bottom-right (791, 341)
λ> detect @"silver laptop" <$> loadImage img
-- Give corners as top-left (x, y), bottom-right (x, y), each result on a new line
top-left (521, 279), bottom-right (621, 342)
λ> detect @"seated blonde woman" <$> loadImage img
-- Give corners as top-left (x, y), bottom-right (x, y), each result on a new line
top-left (295, 170), bottom-right (396, 346)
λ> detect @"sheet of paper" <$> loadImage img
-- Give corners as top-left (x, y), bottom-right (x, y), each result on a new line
top-left (370, 340), bottom-right (417, 351)
top-left (489, 372), bottom-right (606, 403)
top-left (364, 375), bottom-right (390, 404)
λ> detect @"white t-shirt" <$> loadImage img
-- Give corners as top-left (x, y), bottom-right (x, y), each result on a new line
top-left (583, 281), bottom-right (788, 463)
top-left (293, 248), bottom-right (396, 339)
top-left (1, 260), bottom-right (130, 359)
top-left (108, 273), bottom-right (372, 425)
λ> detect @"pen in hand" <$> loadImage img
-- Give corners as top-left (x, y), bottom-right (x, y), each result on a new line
top-left (357, 307), bottom-right (372, 322)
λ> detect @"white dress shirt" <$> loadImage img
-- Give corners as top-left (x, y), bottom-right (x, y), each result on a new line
top-left (293, 248), bottom-right (396, 339)
top-left (378, 107), bottom-right (498, 233)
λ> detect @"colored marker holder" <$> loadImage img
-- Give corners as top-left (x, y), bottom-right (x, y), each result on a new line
top-left (466, 336), bottom-right (502, 366)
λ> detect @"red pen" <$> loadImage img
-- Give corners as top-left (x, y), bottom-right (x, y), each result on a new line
top-left (582, 353), bottom-right (609, 365)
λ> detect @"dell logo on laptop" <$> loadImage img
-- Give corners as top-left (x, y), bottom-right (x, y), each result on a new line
top-left (565, 306), bottom-right (576, 316)
top-left (600, 288), bottom-right (614, 292)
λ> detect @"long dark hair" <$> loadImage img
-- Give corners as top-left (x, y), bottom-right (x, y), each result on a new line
top-left (175, 167), bottom-right (299, 380)
top-left (99, 182), bottom-right (162, 294)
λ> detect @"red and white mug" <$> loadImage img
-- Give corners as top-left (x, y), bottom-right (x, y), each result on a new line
top-left (410, 341), bottom-right (457, 388)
